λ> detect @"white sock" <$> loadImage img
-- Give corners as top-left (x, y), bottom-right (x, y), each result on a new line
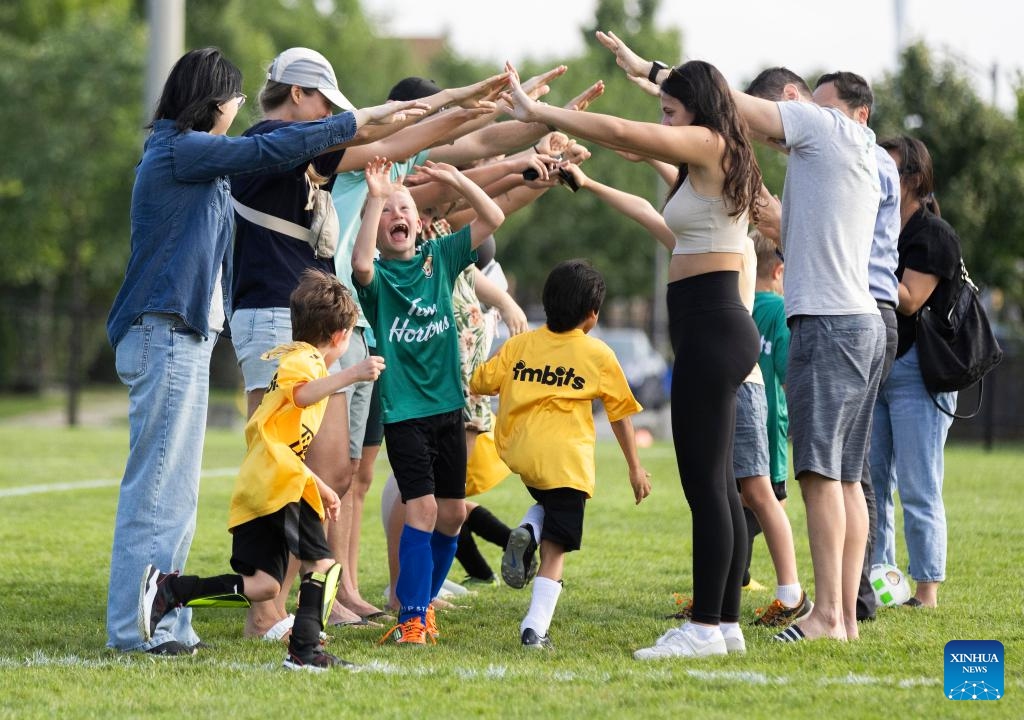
top-left (520, 504), bottom-right (545, 545)
top-left (682, 622), bottom-right (722, 643)
top-left (520, 576), bottom-right (562, 636)
top-left (776, 583), bottom-right (803, 607)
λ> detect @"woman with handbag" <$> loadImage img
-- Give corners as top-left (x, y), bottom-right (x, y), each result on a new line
top-left (868, 136), bottom-right (960, 608)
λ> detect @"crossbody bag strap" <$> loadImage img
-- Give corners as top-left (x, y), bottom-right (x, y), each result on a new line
top-left (230, 196), bottom-right (313, 243)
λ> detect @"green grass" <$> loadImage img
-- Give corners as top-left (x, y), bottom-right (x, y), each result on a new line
top-left (0, 404), bottom-right (1022, 719)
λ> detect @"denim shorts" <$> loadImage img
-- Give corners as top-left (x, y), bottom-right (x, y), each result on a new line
top-left (733, 381), bottom-right (770, 479)
top-left (229, 307), bottom-right (342, 393)
top-left (787, 314), bottom-right (885, 482)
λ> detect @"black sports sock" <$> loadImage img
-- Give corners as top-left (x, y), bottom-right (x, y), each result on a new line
top-left (456, 525), bottom-right (494, 580)
top-left (289, 573), bottom-right (325, 659)
top-left (466, 505), bottom-right (512, 548)
top-left (170, 574), bottom-right (246, 604)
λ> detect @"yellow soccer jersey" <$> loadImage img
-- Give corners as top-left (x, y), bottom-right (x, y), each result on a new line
top-left (228, 342), bottom-right (328, 529)
top-left (470, 326), bottom-right (641, 497)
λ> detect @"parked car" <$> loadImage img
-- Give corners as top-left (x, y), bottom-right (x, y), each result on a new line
top-left (591, 327), bottom-right (670, 410)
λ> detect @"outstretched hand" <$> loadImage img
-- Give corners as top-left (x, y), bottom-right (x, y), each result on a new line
top-left (364, 156), bottom-right (398, 198)
top-left (352, 355), bottom-right (386, 383)
top-left (498, 64), bottom-right (540, 123)
top-left (595, 30), bottom-right (649, 80)
top-left (412, 160), bottom-right (465, 187)
top-left (361, 99), bottom-right (431, 125)
top-left (519, 63), bottom-right (568, 100)
top-left (452, 71), bottom-right (511, 109)
top-left (564, 80), bottom-right (605, 111)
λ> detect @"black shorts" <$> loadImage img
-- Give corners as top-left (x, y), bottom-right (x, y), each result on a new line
top-left (230, 500), bottom-right (332, 583)
top-left (384, 409), bottom-right (467, 502)
top-left (527, 486), bottom-right (588, 552)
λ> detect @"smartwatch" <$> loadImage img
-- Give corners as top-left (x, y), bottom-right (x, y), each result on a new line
top-left (648, 60), bottom-right (668, 84)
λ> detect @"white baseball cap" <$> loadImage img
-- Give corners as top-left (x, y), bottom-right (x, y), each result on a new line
top-left (267, 47), bottom-right (354, 111)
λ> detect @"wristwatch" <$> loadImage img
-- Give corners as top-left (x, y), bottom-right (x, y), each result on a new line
top-left (648, 60), bottom-right (668, 84)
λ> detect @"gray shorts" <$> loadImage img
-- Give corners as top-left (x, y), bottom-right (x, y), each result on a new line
top-left (338, 326), bottom-right (373, 459)
top-left (787, 314), bottom-right (885, 482)
top-left (733, 381), bottom-right (770, 479)
top-left (229, 307), bottom-right (344, 392)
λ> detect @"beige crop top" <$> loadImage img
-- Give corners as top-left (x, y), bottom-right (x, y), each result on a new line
top-left (663, 178), bottom-right (749, 255)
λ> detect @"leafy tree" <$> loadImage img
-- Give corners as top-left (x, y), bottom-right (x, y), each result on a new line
top-left (0, 5), bottom-right (144, 420)
top-left (872, 43), bottom-right (1024, 324)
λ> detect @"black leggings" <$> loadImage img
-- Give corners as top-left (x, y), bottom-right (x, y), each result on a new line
top-left (668, 272), bottom-right (760, 624)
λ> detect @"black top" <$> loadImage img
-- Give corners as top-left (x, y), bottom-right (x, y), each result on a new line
top-left (231, 119), bottom-right (345, 309)
top-left (895, 206), bottom-right (962, 357)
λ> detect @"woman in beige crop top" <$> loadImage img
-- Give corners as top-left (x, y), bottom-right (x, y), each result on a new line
top-left (500, 61), bottom-right (761, 283)
top-left (503, 60), bottom-right (768, 660)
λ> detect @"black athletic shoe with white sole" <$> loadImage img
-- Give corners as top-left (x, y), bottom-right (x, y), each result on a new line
top-left (138, 564), bottom-right (180, 642)
top-left (282, 649), bottom-right (354, 672)
top-left (501, 525), bottom-right (538, 589)
top-left (520, 628), bottom-right (553, 650)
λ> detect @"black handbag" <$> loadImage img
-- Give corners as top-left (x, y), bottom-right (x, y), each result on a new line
top-left (915, 259), bottom-right (1003, 418)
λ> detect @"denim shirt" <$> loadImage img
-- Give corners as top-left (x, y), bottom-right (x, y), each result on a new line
top-left (107, 114), bottom-right (357, 347)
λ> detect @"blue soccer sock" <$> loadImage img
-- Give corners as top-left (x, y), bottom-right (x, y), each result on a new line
top-left (429, 530), bottom-right (460, 602)
top-left (396, 525), bottom-right (432, 623)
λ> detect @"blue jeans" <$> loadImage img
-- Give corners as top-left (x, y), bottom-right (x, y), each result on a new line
top-left (106, 313), bottom-right (218, 651)
top-left (868, 345), bottom-right (955, 582)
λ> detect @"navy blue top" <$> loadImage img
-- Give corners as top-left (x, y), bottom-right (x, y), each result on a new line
top-left (231, 119), bottom-right (345, 310)
top-left (107, 113), bottom-right (357, 347)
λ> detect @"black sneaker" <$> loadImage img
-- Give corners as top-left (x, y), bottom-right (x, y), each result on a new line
top-left (501, 525), bottom-right (538, 589)
top-left (750, 591), bottom-right (814, 627)
top-left (282, 649), bottom-right (355, 672)
top-left (520, 628), bottom-right (553, 650)
top-left (145, 640), bottom-right (196, 657)
top-left (138, 564), bottom-right (180, 642)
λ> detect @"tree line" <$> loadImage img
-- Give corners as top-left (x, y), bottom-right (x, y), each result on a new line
top-left (1, 0), bottom-right (1021, 424)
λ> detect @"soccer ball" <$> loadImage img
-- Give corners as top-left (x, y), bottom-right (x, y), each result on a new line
top-left (869, 563), bottom-right (911, 607)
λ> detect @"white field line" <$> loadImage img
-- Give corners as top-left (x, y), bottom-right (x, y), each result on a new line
top-left (0, 468), bottom-right (238, 498)
top-left (0, 651), bottom-right (945, 688)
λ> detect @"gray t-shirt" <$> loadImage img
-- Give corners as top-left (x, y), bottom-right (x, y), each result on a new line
top-left (778, 101), bottom-right (880, 317)
top-left (869, 145), bottom-right (901, 304)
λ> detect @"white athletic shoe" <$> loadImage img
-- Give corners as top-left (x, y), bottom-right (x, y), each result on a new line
top-left (721, 625), bottom-right (747, 654)
top-left (633, 623), bottom-right (728, 660)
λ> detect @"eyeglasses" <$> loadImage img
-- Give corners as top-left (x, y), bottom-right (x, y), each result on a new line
top-left (774, 248), bottom-right (785, 263)
top-left (233, 92), bottom-right (247, 108)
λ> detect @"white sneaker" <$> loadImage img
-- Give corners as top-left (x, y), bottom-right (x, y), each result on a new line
top-left (633, 623), bottom-right (727, 660)
top-left (721, 625), bottom-right (747, 654)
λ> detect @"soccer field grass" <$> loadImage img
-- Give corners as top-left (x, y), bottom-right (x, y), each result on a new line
top-left (0, 420), bottom-right (1021, 719)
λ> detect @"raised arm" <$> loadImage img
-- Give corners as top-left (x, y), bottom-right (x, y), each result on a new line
top-left (351, 156), bottom-right (400, 286)
top-left (412, 161), bottom-right (504, 247)
top-left (730, 89), bottom-right (785, 142)
top-left (500, 67), bottom-right (719, 169)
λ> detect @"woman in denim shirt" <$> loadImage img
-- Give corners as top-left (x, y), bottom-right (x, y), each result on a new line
top-left (105, 47), bottom-right (425, 655)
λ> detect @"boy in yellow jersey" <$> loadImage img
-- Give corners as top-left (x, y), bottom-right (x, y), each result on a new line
top-left (137, 270), bottom-right (384, 671)
top-left (470, 259), bottom-right (651, 649)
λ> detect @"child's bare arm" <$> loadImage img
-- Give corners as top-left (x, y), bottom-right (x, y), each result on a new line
top-left (609, 416), bottom-right (652, 505)
top-left (352, 156), bottom-right (398, 286)
top-left (412, 161), bottom-right (505, 247)
top-left (314, 474), bottom-right (342, 520)
top-left (292, 356), bottom-right (385, 408)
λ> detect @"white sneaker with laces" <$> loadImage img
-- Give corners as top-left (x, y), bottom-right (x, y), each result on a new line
top-left (634, 623), bottom-right (728, 660)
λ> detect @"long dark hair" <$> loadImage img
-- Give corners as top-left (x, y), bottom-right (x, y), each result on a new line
top-left (879, 135), bottom-right (940, 215)
top-left (150, 47), bottom-right (243, 133)
top-left (661, 60), bottom-right (763, 223)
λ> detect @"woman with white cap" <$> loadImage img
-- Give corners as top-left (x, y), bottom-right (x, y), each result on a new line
top-left (228, 48), bottom-right (507, 638)
top-left (105, 46), bottom-right (427, 657)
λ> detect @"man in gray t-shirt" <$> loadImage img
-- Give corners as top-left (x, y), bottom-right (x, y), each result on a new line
top-left (732, 67), bottom-right (885, 644)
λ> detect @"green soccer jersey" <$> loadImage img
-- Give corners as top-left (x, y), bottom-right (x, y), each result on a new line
top-left (753, 290), bottom-right (790, 485)
top-left (357, 226), bottom-right (476, 424)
